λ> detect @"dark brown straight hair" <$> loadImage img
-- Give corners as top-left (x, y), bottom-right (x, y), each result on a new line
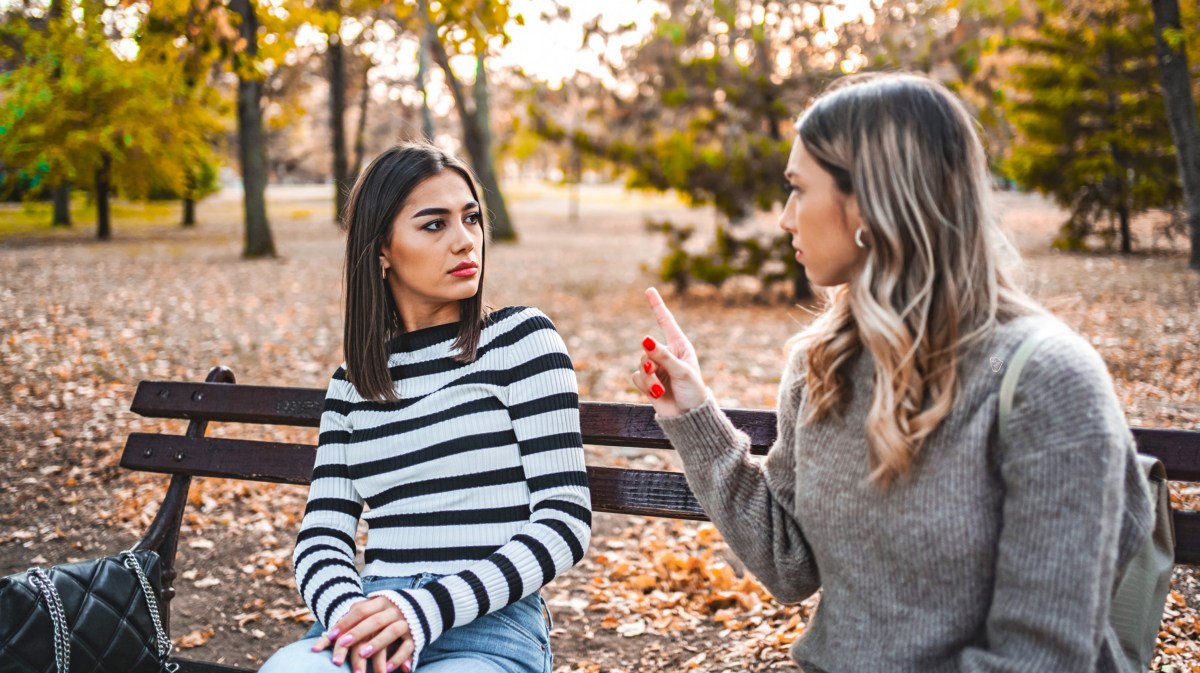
top-left (340, 143), bottom-right (488, 402)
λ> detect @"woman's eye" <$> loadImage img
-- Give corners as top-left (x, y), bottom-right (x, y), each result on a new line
top-left (465, 212), bottom-right (482, 225)
top-left (422, 219), bottom-right (444, 231)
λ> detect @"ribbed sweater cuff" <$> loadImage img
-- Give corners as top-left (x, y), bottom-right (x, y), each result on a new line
top-left (326, 595), bottom-right (367, 635)
top-left (655, 396), bottom-right (745, 463)
top-left (373, 589), bottom-right (425, 669)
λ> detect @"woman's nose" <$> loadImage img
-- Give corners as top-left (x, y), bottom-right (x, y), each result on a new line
top-left (778, 197), bottom-right (795, 233)
top-left (450, 222), bottom-right (476, 253)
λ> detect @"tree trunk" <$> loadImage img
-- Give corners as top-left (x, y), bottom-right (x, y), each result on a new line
top-left (467, 53), bottom-right (514, 241)
top-left (182, 171), bottom-right (196, 227)
top-left (49, 0), bottom-right (70, 228)
top-left (1150, 0), bottom-right (1200, 270)
top-left (568, 143), bottom-right (581, 224)
top-left (421, 7), bottom-right (515, 241)
top-left (352, 59), bottom-right (370, 179)
top-left (95, 153), bottom-right (111, 240)
top-left (1118, 201), bottom-right (1132, 255)
top-left (325, 1), bottom-right (350, 222)
top-left (232, 0), bottom-right (276, 258)
top-left (417, 32), bottom-right (435, 142)
top-left (52, 181), bottom-right (71, 227)
top-left (183, 198), bottom-right (196, 227)
top-left (752, 28), bottom-right (781, 141)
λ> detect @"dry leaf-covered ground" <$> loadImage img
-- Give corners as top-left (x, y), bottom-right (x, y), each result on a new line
top-left (1, 184), bottom-right (1198, 672)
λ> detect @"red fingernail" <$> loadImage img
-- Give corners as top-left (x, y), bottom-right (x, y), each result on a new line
top-left (650, 384), bottom-right (664, 399)
top-left (642, 337), bottom-right (655, 351)
top-left (643, 361), bottom-right (652, 373)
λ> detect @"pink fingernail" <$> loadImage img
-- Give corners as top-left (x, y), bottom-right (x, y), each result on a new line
top-left (386, 664), bottom-right (397, 673)
top-left (326, 628), bottom-right (341, 639)
top-left (337, 634), bottom-right (354, 647)
top-left (359, 644), bottom-right (374, 658)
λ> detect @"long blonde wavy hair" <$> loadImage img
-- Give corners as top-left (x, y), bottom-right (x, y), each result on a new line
top-left (793, 73), bottom-right (1042, 488)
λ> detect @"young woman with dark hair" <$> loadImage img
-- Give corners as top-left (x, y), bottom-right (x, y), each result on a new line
top-left (633, 73), bottom-right (1153, 672)
top-left (260, 143), bottom-right (591, 673)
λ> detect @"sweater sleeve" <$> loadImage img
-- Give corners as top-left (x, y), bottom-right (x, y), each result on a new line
top-left (655, 347), bottom-right (820, 604)
top-left (293, 369), bottom-right (368, 631)
top-left (960, 328), bottom-right (1152, 672)
top-left (375, 309), bottom-right (592, 667)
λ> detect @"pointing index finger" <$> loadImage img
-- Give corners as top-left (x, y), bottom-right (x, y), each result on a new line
top-left (645, 287), bottom-right (688, 344)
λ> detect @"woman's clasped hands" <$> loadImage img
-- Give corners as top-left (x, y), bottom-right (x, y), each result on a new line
top-left (633, 287), bottom-right (709, 418)
top-left (310, 596), bottom-right (414, 673)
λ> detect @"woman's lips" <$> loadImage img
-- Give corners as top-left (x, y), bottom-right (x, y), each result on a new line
top-left (449, 262), bottom-right (478, 277)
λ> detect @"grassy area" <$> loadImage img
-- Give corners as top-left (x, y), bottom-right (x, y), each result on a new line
top-left (0, 196), bottom-right (187, 238)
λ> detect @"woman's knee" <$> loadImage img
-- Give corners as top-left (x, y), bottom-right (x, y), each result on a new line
top-left (414, 655), bottom-right (507, 673)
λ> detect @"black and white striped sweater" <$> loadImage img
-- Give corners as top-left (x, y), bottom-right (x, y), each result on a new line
top-left (293, 306), bottom-right (592, 664)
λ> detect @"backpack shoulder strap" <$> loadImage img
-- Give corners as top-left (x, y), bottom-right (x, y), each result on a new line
top-left (998, 330), bottom-right (1054, 441)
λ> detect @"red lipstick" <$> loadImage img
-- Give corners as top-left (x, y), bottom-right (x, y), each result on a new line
top-left (449, 261), bottom-right (478, 277)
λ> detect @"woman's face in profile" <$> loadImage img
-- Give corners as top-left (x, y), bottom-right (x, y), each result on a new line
top-left (779, 138), bottom-right (866, 287)
top-left (381, 170), bottom-right (484, 321)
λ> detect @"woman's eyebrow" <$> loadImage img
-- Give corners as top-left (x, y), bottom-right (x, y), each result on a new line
top-left (411, 202), bottom-right (479, 218)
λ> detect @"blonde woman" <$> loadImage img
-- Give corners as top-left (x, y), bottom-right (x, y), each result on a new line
top-left (632, 73), bottom-right (1153, 672)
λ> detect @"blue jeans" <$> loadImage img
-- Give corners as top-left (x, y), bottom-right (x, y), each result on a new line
top-left (259, 574), bottom-right (553, 673)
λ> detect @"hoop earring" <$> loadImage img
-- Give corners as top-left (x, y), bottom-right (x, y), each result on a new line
top-left (854, 227), bottom-right (867, 249)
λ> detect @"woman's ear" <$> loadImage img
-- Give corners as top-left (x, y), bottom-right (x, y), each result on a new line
top-left (843, 192), bottom-right (863, 233)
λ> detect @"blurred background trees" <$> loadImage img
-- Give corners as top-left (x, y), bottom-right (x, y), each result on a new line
top-left (2, 0), bottom-right (1197, 273)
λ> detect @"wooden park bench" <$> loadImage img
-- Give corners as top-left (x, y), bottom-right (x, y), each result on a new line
top-left (120, 366), bottom-right (1200, 673)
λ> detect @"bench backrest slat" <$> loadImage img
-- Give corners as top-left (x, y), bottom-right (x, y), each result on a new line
top-left (1174, 511), bottom-right (1200, 566)
top-left (124, 433), bottom-right (315, 485)
top-left (131, 382), bottom-right (325, 428)
top-left (1128, 429), bottom-right (1200, 482)
top-left (121, 433), bottom-right (706, 521)
top-left (131, 381), bottom-right (778, 453)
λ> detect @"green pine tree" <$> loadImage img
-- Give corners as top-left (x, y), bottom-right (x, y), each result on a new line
top-left (1005, 0), bottom-right (1181, 253)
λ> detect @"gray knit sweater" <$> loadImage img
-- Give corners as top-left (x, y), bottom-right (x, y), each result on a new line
top-left (657, 315), bottom-right (1153, 673)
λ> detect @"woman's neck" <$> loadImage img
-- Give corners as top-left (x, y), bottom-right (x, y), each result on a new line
top-left (397, 301), bottom-right (461, 332)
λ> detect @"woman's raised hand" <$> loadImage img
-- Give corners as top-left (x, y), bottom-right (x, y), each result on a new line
top-left (311, 596), bottom-right (413, 673)
top-left (633, 287), bottom-right (709, 417)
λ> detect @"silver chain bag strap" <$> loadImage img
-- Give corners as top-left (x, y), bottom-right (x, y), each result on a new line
top-left (0, 549), bottom-right (179, 673)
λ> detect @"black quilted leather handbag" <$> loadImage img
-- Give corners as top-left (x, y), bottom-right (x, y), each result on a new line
top-left (0, 550), bottom-right (178, 673)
